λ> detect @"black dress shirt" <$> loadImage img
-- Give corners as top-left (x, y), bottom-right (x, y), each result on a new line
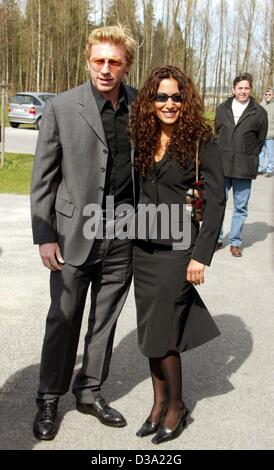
top-left (91, 82), bottom-right (133, 210)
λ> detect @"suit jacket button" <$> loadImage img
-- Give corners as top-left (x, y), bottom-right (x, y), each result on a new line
top-left (99, 186), bottom-right (104, 191)
top-left (103, 149), bottom-right (108, 154)
top-left (151, 179), bottom-right (156, 184)
top-left (101, 167), bottom-right (105, 172)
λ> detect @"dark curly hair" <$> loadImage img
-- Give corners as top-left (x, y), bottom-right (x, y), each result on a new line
top-left (130, 65), bottom-right (213, 176)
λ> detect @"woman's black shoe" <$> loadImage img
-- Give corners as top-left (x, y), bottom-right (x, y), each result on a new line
top-left (151, 407), bottom-right (188, 445)
top-left (136, 419), bottom-right (160, 437)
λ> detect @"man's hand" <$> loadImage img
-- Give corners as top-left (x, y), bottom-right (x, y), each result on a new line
top-left (186, 259), bottom-right (205, 285)
top-left (39, 243), bottom-right (64, 271)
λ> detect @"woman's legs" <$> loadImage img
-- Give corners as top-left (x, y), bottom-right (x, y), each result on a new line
top-left (137, 351), bottom-right (187, 441)
top-left (147, 351), bottom-right (186, 428)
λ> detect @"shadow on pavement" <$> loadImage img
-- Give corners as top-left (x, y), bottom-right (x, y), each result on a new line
top-left (181, 314), bottom-right (253, 413)
top-left (221, 222), bottom-right (274, 249)
top-left (0, 314), bottom-right (252, 450)
top-left (242, 222), bottom-right (274, 248)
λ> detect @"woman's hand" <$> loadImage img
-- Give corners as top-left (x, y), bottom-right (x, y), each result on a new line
top-left (186, 259), bottom-right (205, 285)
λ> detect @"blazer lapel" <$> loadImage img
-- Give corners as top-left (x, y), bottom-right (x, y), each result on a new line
top-left (77, 80), bottom-right (107, 146)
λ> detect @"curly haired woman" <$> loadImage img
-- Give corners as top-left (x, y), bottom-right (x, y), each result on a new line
top-left (130, 66), bottom-right (225, 444)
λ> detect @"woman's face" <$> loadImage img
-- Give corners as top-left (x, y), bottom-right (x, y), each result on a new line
top-left (154, 78), bottom-right (182, 127)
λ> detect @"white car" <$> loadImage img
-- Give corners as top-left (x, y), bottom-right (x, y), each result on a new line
top-left (8, 92), bottom-right (55, 129)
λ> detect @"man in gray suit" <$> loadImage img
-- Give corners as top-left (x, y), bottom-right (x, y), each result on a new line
top-left (31, 24), bottom-right (137, 440)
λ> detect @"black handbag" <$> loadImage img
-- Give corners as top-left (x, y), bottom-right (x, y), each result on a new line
top-left (186, 141), bottom-right (206, 223)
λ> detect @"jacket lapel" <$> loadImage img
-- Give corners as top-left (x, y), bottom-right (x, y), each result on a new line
top-left (224, 98), bottom-right (235, 124)
top-left (77, 81), bottom-right (137, 201)
top-left (77, 80), bottom-right (107, 146)
top-left (154, 153), bottom-right (170, 177)
top-left (236, 98), bottom-right (256, 127)
top-left (126, 86), bottom-right (138, 166)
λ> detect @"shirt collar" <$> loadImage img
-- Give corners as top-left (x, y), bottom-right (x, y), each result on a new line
top-left (90, 81), bottom-right (128, 113)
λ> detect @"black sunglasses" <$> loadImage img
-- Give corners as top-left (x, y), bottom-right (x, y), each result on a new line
top-left (154, 93), bottom-right (183, 103)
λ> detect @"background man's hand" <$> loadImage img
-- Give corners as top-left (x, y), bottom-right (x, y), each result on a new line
top-left (186, 259), bottom-right (205, 285)
top-left (39, 243), bottom-right (64, 271)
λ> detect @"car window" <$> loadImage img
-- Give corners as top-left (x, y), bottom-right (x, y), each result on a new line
top-left (38, 94), bottom-right (55, 103)
top-left (11, 95), bottom-right (33, 105)
top-left (33, 97), bottom-right (41, 106)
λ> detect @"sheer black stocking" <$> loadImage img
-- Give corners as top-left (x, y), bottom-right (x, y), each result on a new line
top-left (147, 357), bottom-right (166, 424)
top-left (160, 351), bottom-right (185, 429)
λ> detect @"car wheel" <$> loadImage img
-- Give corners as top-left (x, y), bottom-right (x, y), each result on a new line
top-left (10, 123), bottom-right (20, 128)
top-left (36, 118), bottom-right (41, 130)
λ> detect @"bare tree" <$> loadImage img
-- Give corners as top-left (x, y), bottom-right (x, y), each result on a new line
top-left (242, 0), bottom-right (256, 71)
top-left (36, 0), bottom-right (41, 91)
top-left (0, 0), bottom-right (272, 101)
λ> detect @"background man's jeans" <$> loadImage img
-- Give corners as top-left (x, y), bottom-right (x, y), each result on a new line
top-left (258, 139), bottom-right (274, 174)
top-left (218, 177), bottom-right (252, 247)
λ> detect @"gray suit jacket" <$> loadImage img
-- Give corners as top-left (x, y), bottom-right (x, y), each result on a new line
top-left (31, 80), bottom-right (137, 266)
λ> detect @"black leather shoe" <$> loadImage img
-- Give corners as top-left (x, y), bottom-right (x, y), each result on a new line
top-left (136, 419), bottom-right (160, 437)
top-left (76, 398), bottom-right (127, 427)
top-left (151, 407), bottom-right (188, 445)
top-left (33, 399), bottom-right (59, 440)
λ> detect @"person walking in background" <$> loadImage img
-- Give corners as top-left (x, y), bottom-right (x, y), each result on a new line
top-left (130, 66), bottom-right (225, 445)
top-left (215, 73), bottom-right (268, 257)
top-left (31, 24), bottom-right (137, 440)
top-left (258, 87), bottom-right (274, 177)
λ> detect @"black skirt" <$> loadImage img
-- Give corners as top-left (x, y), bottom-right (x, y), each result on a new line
top-left (133, 241), bottom-right (220, 358)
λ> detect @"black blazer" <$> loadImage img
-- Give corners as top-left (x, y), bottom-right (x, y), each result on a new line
top-left (135, 139), bottom-right (225, 266)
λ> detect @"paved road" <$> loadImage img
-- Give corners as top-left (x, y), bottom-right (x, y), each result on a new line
top-left (0, 175), bottom-right (273, 450)
top-left (4, 127), bottom-right (38, 155)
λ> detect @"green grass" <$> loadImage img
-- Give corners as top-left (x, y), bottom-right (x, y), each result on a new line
top-left (205, 111), bottom-right (215, 125)
top-left (0, 109), bottom-right (216, 195)
top-left (0, 153), bottom-right (34, 194)
top-left (204, 111), bottom-right (216, 131)
top-left (205, 111), bottom-right (215, 121)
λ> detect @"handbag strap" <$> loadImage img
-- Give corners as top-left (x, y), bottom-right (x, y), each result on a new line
top-left (195, 140), bottom-right (200, 182)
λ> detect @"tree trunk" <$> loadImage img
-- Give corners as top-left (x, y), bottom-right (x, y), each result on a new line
top-left (37, 0), bottom-right (41, 91)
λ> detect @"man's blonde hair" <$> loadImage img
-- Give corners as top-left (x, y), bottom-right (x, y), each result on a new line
top-left (85, 24), bottom-right (136, 65)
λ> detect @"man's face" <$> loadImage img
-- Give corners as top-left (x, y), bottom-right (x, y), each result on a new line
top-left (233, 80), bottom-right (252, 104)
top-left (264, 90), bottom-right (274, 103)
top-left (87, 42), bottom-right (130, 97)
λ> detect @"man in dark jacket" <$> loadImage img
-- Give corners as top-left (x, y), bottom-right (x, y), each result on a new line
top-left (215, 73), bottom-right (268, 257)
